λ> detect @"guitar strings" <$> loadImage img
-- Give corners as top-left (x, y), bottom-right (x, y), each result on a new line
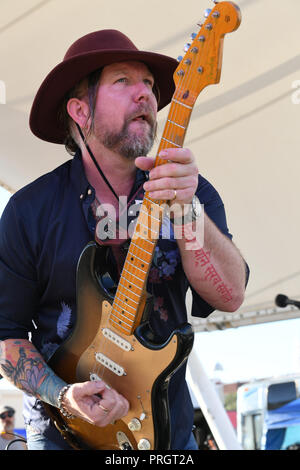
top-left (90, 29), bottom-right (205, 386)
top-left (158, 31), bottom-right (200, 189)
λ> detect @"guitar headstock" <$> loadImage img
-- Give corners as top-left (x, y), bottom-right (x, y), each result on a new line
top-left (173, 1), bottom-right (241, 105)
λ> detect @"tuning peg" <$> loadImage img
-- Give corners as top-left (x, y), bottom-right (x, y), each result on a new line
top-left (183, 43), bottom-right (191, 52)
top-left (177, 55), bottom-right (183, 62)
top-left (204, 8), bottom-right (212, 18)
top-left (190, 32), bottom-right (197, 40)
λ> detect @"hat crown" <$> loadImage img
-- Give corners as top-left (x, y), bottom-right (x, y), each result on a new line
top-left (64, 30), bottom-right (138, 61)
top-left (30, 29), bottom-right (177, 143)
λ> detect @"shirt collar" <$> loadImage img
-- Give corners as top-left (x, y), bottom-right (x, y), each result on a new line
top-left (70, 149), bottom-right (91, 199)
top-left (70, 148), bottom-right (148, 201)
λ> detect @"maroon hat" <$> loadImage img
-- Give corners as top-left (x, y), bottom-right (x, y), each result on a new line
top-left (29, 29), bottom-right (177, 145)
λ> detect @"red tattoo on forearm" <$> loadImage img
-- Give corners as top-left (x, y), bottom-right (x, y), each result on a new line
top-left (194, 248), bottom-right (233, 303)
top-left (195, 248), bottom-right (210, 267)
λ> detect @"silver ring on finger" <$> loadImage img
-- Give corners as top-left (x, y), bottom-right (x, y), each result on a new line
top-left (99, 403), bottom-right (111, 413)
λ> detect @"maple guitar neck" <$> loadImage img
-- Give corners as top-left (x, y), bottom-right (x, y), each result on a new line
top-left (108, 97), bottom-right (194, 337)
top-left (108, 1), bottom-right (241, 337)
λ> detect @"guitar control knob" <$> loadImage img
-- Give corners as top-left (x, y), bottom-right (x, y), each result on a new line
top-left (128, 418), bottom-right (142, 432)
top-left (138, 438), bottom-right (151, 450)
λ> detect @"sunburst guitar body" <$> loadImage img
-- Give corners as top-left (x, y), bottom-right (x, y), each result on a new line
top-left (46, 242), bottom-right (194, 449)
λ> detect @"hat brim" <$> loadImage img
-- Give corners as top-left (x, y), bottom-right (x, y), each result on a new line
top-left (29, 49), bottom-right (177, 144)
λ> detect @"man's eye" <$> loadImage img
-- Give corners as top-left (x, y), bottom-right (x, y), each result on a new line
top-left (144, 79), bottom-right (154, 88)
top-left (116, 77), bottom-right (127, 83)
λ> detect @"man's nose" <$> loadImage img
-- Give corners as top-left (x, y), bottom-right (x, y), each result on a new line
top-left (132, 81), bottom-right (152, 103)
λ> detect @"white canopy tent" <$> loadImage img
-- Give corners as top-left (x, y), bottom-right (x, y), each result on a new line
top-left (1, 0), bottom-right (300, 325)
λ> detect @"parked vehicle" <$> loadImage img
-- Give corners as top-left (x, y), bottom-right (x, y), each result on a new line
top-left (237, 375), bottom-right (300, 449)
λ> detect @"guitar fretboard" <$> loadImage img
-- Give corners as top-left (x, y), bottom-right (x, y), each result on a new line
top-left (109, 95), bottom-right (194, 336)
top-left (107, 1), bottom-right (241, 335)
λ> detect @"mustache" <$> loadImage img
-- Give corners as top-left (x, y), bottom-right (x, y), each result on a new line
top-left (126, 104), bottom-right (156, 128)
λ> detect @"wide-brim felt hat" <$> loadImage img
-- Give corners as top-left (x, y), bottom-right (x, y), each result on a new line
top-left (29, 29), bottom-right (178, 145)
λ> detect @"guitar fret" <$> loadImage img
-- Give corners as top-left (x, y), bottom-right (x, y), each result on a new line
top-left (113, 298), bottom-right (135, 316)
top-left (131, 238), bottom-right (155, 249)
top-left (144, 197), bottom-right (162, 209)
top-left (111, 310), bottom-right (134, 327)
top-left (118, 282), bottom-right (140, 300)
top-left (139, 221), bottom-right (159, 237)
top-left (130, 241), bottom-right (152, 256)
top-left (123, 268), bottom-right (144, 283)
top-left (115, 291), bottom-right (138, 306)
top-left (119, 277), bottom-right (142, 292)
top-left (127, 260), bottom-right (147, 274)
top-left (127, 252), bottom-right (149, 267)
top-left (172, 98), bottom-right (193, 110)
top-left (109, 316), bottom-right (131, 333)
top-left (162, 137), bottom-right (181, 148)
top-left (167, 119), bottom-right (186, 130)
top-left (140, 207), bottom-right (160, 222)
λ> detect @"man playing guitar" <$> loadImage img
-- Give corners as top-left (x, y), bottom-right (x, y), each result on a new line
top-left (0, 27), bottom-right (248, 450)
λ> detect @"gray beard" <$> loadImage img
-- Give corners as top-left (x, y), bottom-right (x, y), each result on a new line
top-left (95, 117), bottom-right (157, 160)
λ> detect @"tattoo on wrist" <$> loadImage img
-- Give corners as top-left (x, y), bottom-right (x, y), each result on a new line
top-left (0, 341), bottom-right (65, 407)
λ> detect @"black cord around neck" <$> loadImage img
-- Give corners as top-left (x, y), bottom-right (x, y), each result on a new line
top-left (76, 124), bottom-right (121, 204)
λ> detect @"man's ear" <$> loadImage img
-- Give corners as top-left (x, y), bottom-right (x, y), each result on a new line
top-left (67, 97), bottom-right (90, 130)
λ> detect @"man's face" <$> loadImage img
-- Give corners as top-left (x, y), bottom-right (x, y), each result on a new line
top-left (0, 410), bottom-right (14, 433)
top-left (91, 61), bottom-right (158, 159)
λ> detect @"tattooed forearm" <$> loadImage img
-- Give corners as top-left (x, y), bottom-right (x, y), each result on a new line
top-left (194, 248), bottom-right (233, 303)
top-left (0, 339), bottom-right (66, 407)
top-left (175, 213), bottom-right (245, 311)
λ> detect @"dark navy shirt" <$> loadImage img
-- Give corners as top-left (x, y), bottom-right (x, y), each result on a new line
top-left (0, 150), bottom-right (241, 449)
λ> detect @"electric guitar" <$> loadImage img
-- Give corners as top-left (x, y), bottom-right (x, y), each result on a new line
top-left (45, 2), bottom-right (241, 450)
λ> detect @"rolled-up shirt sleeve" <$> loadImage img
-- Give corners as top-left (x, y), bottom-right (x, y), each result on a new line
top-left (0, 198), bottom-right (39, 340)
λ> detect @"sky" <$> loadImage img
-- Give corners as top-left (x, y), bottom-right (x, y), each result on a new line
top-left (0, 186), bottom-right (300, 388)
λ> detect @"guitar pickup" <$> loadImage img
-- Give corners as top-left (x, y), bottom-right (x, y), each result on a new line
top-left (102, 328), bottom-right (132, 351)
top-left (95, 352), bottom-right (126, 376)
